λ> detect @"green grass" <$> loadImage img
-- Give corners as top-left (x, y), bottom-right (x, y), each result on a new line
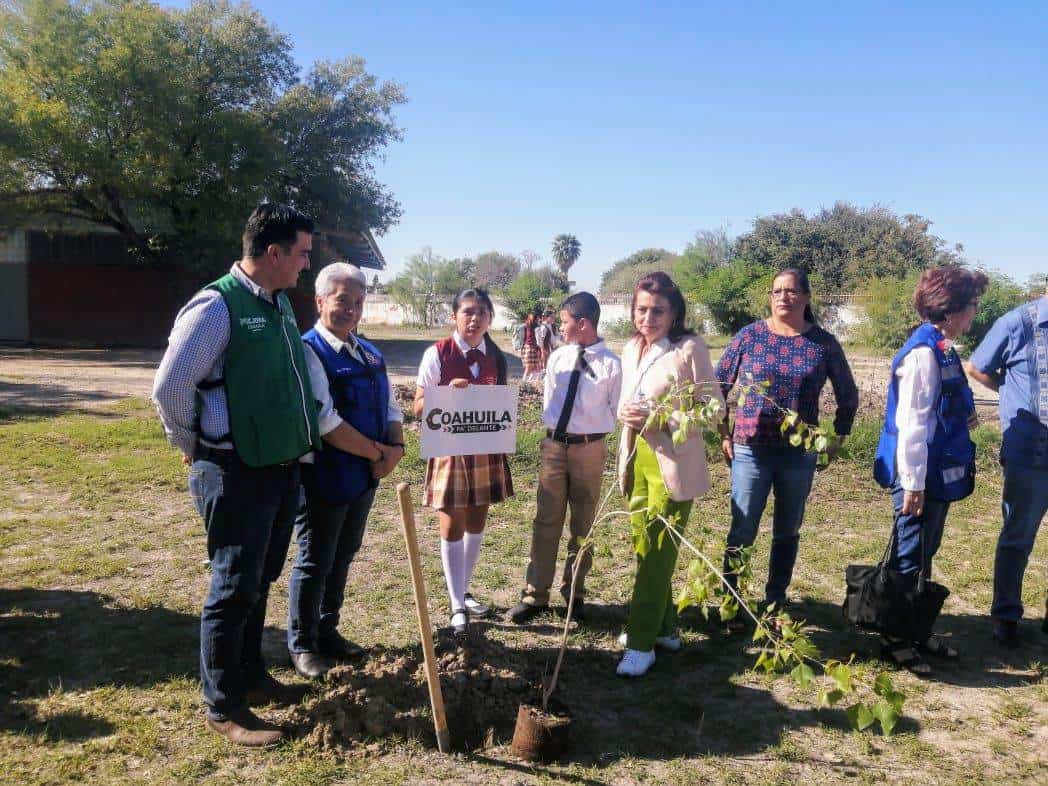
top-left (0, 397), bottom-right (1045, 785)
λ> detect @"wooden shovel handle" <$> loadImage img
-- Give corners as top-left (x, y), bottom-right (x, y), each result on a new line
top-left (396, 482), bottom-right (450, 753)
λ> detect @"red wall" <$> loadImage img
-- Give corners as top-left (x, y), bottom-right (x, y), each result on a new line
top-left (26, 263), bottom-right (317, 347)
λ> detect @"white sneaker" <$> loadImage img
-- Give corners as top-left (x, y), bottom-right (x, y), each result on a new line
top-left (463, 593), bottom-right (490, 618)
top-left (616, 648), bottom-right (656, 677)
top-left (618, 632), bottom-right (682, 652)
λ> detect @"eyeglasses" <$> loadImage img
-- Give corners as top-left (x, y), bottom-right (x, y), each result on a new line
top-left (770, 288), bottom-right (803, 299)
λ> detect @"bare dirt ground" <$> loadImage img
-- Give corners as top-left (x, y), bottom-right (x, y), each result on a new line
top-left (0, 334), bottom-right (519, 411)
top-left (0, 340), bottom-right (999, 417)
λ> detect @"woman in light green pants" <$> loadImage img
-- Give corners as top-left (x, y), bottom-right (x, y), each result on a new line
top-left (616, 272), bottom-right (724, 677)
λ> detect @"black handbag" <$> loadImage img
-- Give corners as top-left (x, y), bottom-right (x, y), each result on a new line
top-left (843, 522), bottom-right (950, 643)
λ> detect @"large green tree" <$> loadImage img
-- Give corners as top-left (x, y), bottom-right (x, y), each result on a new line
top-left (0, 0), bottom-right (404, 273)
top-left (734, 203), bottom-right (963, 291)
top-left (598, 247), bottom-right (678, 296)
top-left (386, 248), bottom-right (468, 326)
top-left (502, 270), bottom-right (557, 322)
top-left (689, 258), bottom-right (772, 334)
top-left (550, 233), bottom-right (581, 277)
top-left (472, 251), bottom-right (520, 292)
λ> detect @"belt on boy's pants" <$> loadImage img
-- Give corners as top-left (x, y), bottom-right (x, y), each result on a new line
top-left (545, 429), bottom-right (606, 445)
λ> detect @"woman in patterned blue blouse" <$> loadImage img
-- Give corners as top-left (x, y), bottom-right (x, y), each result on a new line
top-left (716, 268), bottom-right (859, 630)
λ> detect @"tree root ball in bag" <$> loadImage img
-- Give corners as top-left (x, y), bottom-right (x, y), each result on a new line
top-left (510, 699), bottom-right (572, 762)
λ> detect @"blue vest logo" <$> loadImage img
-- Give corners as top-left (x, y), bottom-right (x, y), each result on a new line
top-left (303, 330), bottom-right (391, 504)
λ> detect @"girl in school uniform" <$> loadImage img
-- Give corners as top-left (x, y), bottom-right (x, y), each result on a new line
top-left (413, 288), bottom-right (513, 633)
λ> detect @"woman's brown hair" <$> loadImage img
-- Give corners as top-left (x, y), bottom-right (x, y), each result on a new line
top-left (913, 267), bottom-right (989, 323)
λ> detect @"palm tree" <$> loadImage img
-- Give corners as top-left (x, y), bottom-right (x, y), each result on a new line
top-left (550, 234), bottom-right (582, 277)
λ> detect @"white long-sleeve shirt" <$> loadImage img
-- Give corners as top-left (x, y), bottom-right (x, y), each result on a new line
top-left (894, 345), bottom-right (941, 491)
top-left (543, 340), bottom-right (622, 434)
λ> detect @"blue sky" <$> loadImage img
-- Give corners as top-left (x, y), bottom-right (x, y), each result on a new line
top-left (172, 1), bottom-right (1046, 291)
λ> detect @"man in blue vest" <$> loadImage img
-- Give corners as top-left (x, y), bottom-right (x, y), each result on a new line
top-left (967, 282), bottom-right (1048, 648)
top-left (153, 203), bottom-right (320, 746)
top-left (288, 262), bottom-right (405, 678)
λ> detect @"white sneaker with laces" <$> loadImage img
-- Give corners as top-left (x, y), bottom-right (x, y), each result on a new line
top-left (616, 648), bottom-right (656, 677)
top-left (617, 632), bottom-right (682, 652)
top-left (463, 593), bottom-right (490, 617)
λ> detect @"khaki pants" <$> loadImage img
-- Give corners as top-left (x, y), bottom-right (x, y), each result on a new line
top-left (522, 437), bottom-right (607, 606)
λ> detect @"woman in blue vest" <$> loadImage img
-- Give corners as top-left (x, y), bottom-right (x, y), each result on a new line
top-left (873, 266), bottom-right (988, 674)
top-left (287, 263), bottom-right (405, 679)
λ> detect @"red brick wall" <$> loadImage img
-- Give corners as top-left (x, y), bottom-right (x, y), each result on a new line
top-left (26, 263), bottom-right (317, 347)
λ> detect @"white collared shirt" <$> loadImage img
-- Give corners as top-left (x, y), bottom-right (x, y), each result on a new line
top-left (894, 345), bottom-right (941, 491)
top-left (300, 321), bottom-right (404, 464)
top-left (542, 339), bottom-right (622, 434)
top-left (618, 336), bottom-right (672, 411)
top-left (416, 331), bottom-right (486, 387)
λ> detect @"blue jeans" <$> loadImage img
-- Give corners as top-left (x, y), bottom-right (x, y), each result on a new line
top-left (287, 478), bottom-right (376, 653)
top-left (190, 457), bottom-right (300, 720)
top-left (991, 462), bottom-right (1048, 622)
top-left (724, 444), bottom-right (817, 605)
top-left (887, 482), bottom-right (950, 577)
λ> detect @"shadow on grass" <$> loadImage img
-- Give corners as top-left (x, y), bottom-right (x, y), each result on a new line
top-left (0, 587), bottom-right (200, 741)
top-left (0, 380), bottom-right (129, 422)
top-left (453, 619), bottom-right (864, 768)
top-left (780, 598), bottom-right (1047, 690)
top-left (475, 595), bottom-right (1044, 767)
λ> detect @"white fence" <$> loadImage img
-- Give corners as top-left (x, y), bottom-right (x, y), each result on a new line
top-left (363, 293), bottom-right (868, 340)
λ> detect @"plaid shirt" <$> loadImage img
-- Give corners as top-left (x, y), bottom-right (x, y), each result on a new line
top-left (716, 321), bottom-right (858, 447)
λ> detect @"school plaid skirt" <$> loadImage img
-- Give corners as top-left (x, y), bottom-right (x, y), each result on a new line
top-left (423, 453), bottom-right (514, 509)
top-left (520, 343), bottom-right (542, 373)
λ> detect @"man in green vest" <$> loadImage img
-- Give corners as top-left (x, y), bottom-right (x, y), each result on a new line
top-left (153, 203), bottom-right (322, 746)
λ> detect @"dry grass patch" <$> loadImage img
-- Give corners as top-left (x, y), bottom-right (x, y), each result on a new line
top-left (0, 397), bottom-right (1045, 785)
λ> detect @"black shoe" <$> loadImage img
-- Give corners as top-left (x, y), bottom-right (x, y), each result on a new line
top-left (245, 671), bottom-right (310, 707)
top-left (450, 608), bottom-right (469, 635)
top-left (991, 618), bottom-right (1020, 649)
top-left (565, 600), bottom-right (587, 623)
top-left (463, 593), bottom-right (492, 618)
top-left (318, 632), bottom-right (366, 662)
top-left (508, 601), bottom-right (548, 625)
top-left (290, 651), bottom-right (335, 680)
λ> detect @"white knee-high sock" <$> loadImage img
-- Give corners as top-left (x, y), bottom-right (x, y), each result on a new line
top-left (441, 538), bottom-right (466, 612)
top-left (463, 531), bottom-right (484, 592)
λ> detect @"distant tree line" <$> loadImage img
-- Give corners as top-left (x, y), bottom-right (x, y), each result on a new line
top-left (386, 235), bottom-right (580, 326)
top-left (597, 202), bottom-right (1030, 349)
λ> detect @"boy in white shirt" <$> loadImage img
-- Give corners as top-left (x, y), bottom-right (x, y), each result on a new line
top-left (508, 292), bottom-right (622, 623)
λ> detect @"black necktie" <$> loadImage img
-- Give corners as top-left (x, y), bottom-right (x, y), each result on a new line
top-left (554, 346), bottom-right (586, 439)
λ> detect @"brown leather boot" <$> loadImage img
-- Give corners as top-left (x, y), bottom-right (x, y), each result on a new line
top-left (245, 671), bottom-right (310, 707)
top-left (205, 708), bottom-right (284, 747)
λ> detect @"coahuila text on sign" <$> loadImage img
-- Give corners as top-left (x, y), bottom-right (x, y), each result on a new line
top-left (425, 408), bottom-right (513, 434)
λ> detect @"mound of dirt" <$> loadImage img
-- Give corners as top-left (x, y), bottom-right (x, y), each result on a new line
top-left (289, 630), bottom-right (542, 754)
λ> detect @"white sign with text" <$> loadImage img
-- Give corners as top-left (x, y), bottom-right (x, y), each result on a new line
top-left (420, 385), bottom-right (518, 459)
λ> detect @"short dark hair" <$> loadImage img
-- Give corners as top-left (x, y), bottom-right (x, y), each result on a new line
top-left (452, 287), bottom-right (495, 315)
top-left (913, 267), bottom-right (989, 323)
top-left (560, 291), bottom-right (600, 326)
top-left (631, 271), bottom-right (693, 341)
top-left (242, 203), bottom-right (315, 259)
